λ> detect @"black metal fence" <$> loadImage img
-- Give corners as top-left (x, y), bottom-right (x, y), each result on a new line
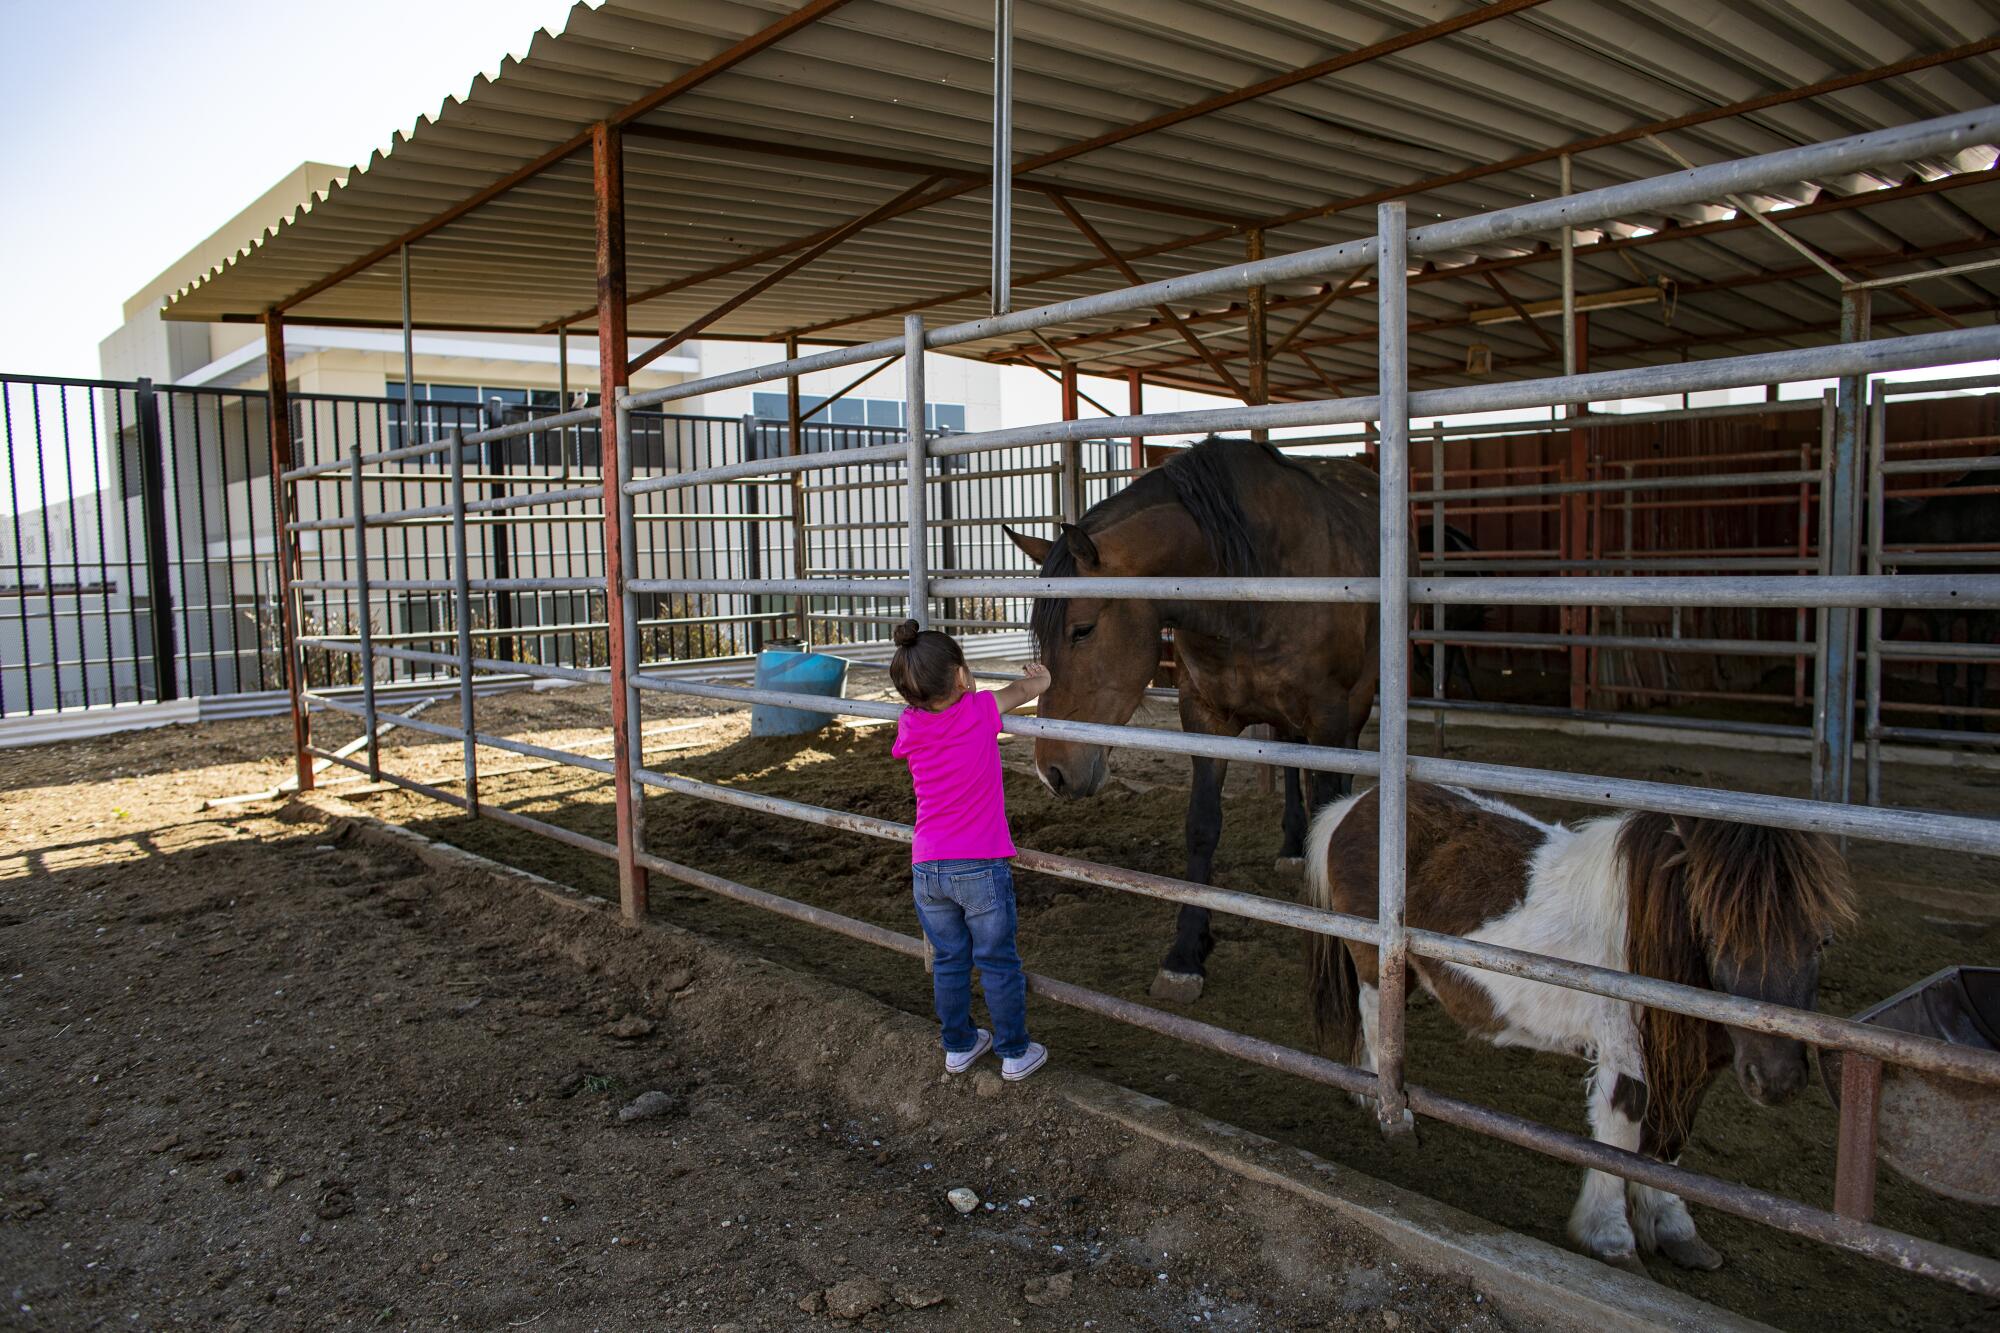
top-left (1, 376), bottom-right (1077, 719)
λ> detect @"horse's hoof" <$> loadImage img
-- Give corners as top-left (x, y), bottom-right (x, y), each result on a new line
top-left (1658, 1235), bottom-right (1724, 1271)
top-left (1274, 856), bottom-right (1305, 873)
top-left (1149, 969), bottom-right (1205, 1003)
top-left (1601, 1250), bottom-right (1648, 1276)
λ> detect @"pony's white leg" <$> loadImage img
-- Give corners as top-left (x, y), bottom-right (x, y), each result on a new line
top-left (1355, 981), bottom-right (1414, 1132)
top-left (1348, 981), bottom-right (1380, 1109)
top-left (1630, 1181), bottom-right (1722, 1271)
top-left (1568, 1063), bottom-right (1644, 1271)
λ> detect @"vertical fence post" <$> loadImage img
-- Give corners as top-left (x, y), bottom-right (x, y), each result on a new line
top-left (905, 315), bottom-right (930, 628)
top-left (448, 429), bottom-right (478, 809)
top-left (263, 312), bottom-right (313, 791)
top-left (785, 334), bottom-right (810, 644)
top-left (1125, 369), bottom-right (1144, 472)
top-left (1864, 387), bottom-right (1886, 806)
top-left (1246, 229), bottom-right (1269, 443)
top-left (1058, 361), bottom-right (1082, 524)
top-left (989, 0), bottom-right (1013, 318)
top-left (133, 378), bottom-right (179, 704)
top-left (348, 446), bottom-right (380, 780)
top-left (1429, 423), bottom-right (1446, 756)
top-left (1818, 290), bottom-right (1870, 804)
top-left (594, 117), bottom-right (647, 923)
top-left (1374, 200), bottom-right (1414, 1134)
top-left (1811, 390), bottom-right (1836, 797)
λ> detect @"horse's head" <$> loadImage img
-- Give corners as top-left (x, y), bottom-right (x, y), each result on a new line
top-left (1677, 819), bottom-right (1856, 1107)
top-left (1005, 522), bottom-right (1162, 799)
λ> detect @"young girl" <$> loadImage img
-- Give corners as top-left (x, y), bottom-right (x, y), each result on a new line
top-left (889, 619), bottom-right (1051, 1081)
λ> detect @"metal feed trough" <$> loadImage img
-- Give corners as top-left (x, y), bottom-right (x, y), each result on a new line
top-left (263, 104), bottom-right (2000, 1303)
top-left (1825, 968), bottom-right (2000, 1209)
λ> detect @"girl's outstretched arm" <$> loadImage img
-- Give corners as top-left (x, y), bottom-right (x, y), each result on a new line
top-left (994, 662), bottom-right (1052, 713)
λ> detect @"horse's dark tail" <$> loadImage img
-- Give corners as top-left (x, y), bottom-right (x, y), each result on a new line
top-left (1304, 803), bottom-right (1362, 1062)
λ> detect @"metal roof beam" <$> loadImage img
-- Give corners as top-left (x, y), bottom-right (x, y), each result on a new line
top-left (1115, 234), bottom-right (2000, 379)
top-left (1014, 0), bottom-right (1553, 175)
top-left (989, 166), bottom-right (2000, 365)
top-left (626, 174), bottom-right (945, 375)
top-left (269, 0), bottom-right (862, 314)
top-left (789, 37), bottom-right (2000, 343)
top-left (620, 124), bottom-right (1253, 226)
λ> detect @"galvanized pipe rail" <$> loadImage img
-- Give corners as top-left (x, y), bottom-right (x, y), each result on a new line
top-left (276, 108), bottom-right (2000, 1299)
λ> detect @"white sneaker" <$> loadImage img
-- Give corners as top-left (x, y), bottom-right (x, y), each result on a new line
top-left (944, 1029), bottom-right (992, 1074)
top-left (1001, 1042), bottom-right (1048, 1082)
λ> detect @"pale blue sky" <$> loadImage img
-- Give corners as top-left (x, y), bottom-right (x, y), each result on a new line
top-left (0, 0), bottom-right (579, 377)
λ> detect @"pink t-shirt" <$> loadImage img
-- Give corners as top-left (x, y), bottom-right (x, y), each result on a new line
top-left (892, 690), bottom-right (1016, 864)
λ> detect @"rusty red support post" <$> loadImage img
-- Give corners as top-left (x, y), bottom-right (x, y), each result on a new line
top-left (1834, 1054), bottom-right (1883, 1221)
top-left (1125, 368), bottom-right (1144, 471)
top-left (593, 120), bottom-right (648, 922)
top-left (263, 311), bottom-right (313, 792)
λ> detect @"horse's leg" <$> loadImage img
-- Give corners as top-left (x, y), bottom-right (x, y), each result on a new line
top-left (1153, 700), bottom-right (1234, 1002)
top-left (1629, 1180), bottom-right (1722, 1271)
top-left (1971, 657), bottom-right (1990, 734)
top-left (1568, 1063), bottom-right (1645, 1272)
top-left (1278, 729), bottom-right (1308, 866)
top-left (1350, 975), bottom-right (1382, 1111)
top-left (1450, 644), bottom-right (1478, 702)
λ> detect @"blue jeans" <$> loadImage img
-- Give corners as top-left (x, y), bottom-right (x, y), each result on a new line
top-left (912, 858), bottom-right (1030, 1059)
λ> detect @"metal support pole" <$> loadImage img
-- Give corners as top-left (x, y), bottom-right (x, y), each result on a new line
top-left (447, 429), bottom-right (477, 808)
top-left (990, 0), bottom-right (1014, 317)
top-left (348, 447), bottom-right (381, 780)
top-left (1558, 154), bottom-right (1590, 710)
top-left (263, 311), bottom-right (312, 791)
top-left (785, 333), bottom-right (810, 643)
top-left (1429, 423), bottom-right (1446, 756)
top-left (557, 323), bottom-right (572, 476)
top-left (1559, 154), bottom-right (1576, 377)
top-left (1865, 388), bottom-right (1887, 806)
top-left (1811, 391), bottom-right (1836, 793)
top-left (133, 378), bottom-right (178, 703)
top-left (1246, 229), bottom-right (1269, 442)
top-left (400, 243), bottom-right (416, 447)
top-left (1374, 200), bottom-right (1414, 1134)
top-left (1819, 290), bottom-right (1870, 804)
top-left (905, 315), bottom-right (930, 626)
top-left (593, 118), bottom-right (647, 922)
top-left (1059, 361), bottom-right (1082, 523)
top-left (1126, 368), bottom-right (1144, 472)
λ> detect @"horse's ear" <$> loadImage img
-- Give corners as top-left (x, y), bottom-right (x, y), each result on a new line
top-left (1060, 523), bottom-right (1100, 568)
top-left (1004, 525), bottom-right (1053, 564)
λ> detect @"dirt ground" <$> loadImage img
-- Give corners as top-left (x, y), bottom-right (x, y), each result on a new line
top-left (0, 706), bottom-right (1523, 1333)
top-left (282, 674), bottom-right (1999, 1333)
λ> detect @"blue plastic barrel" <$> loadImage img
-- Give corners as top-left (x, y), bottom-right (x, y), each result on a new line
top-left (749, 639), bottom-right (851, 736)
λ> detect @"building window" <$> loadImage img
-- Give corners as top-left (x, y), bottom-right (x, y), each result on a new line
top-left (751, 393), bottom-right (964, 433)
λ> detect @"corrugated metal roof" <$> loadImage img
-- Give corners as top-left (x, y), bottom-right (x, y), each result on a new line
top-left (163, 0), bottom-right (2000, 396)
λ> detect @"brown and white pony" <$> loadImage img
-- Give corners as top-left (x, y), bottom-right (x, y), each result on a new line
top-left (1304, 783), bottom-right (1853, 1273)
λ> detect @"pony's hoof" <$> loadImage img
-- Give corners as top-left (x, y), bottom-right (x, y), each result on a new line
top-left (1601, 1250), bottom-right (1648, 1276)
top-left (1273, 856), bottom-right (1305, 873)
top-left (1658, 1235), bottom-right (1724, 1271)
top-left (1149, 969), bottom-right (1205, 1003)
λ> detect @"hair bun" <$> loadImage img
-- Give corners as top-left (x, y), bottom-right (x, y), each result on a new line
top-left (892, 619), bottom-right (922, 648)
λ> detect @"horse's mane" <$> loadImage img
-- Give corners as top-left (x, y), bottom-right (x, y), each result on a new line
top-left (1617, 813), bottom-right (1854, 1153)
top-left (1029, 436), bottom-right (1305, 659)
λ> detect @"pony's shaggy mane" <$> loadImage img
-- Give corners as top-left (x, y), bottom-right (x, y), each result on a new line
top-left (1029, 436), bottom-right (1305, 660)
top-left (1618, 813), bottom-right (1855, 1153)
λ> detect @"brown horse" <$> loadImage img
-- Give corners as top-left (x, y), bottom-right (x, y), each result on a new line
top-left (1305, 782), bottom-right (1854, 1273)
top-left (1005, 436), bottom-right (1382, 1001)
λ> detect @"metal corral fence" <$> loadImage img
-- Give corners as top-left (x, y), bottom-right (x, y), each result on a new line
top-left (283, 110), bottom-right (1999, 1294)
top-left (1, 384), bottom-right (1060, 719)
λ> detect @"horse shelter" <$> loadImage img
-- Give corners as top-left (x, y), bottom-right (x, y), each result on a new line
top-left (73, 0), bottom-right (2000, 1318)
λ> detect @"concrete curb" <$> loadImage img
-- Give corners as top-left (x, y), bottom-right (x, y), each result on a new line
top-left (287, 790), bottom-right (1774, 1333)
